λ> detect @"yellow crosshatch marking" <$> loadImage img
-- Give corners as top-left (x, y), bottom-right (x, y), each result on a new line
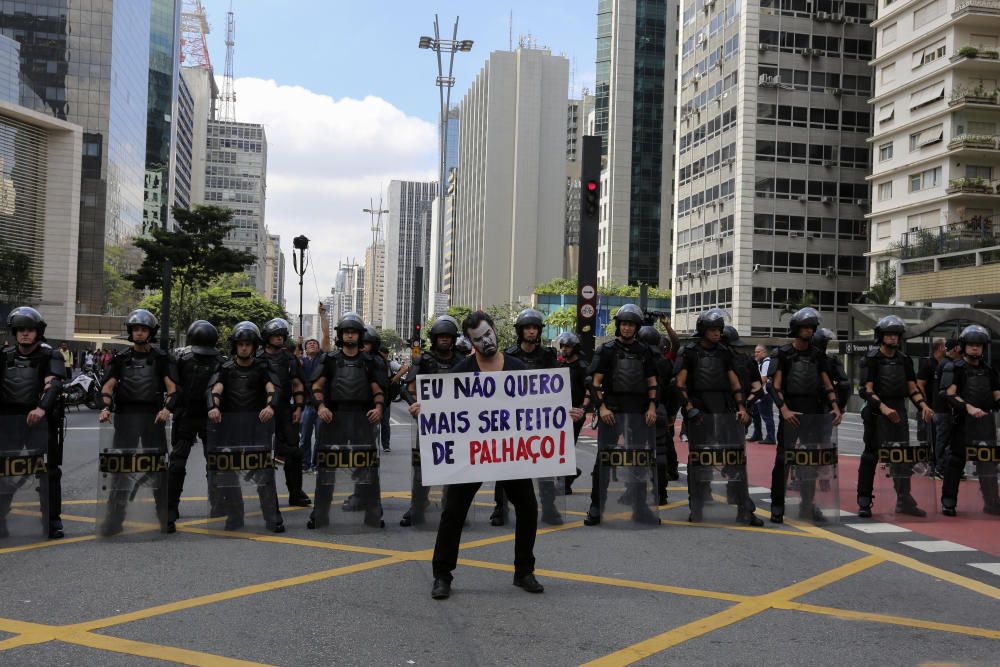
top-left (0, 494), bottom-right (997, 666)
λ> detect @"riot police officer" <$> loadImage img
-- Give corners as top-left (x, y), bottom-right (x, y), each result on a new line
top-left (362, 325), bottom-right (391, 453)
top-left (555, 332), bottom-right (589, 494)
top-left (258, 318), bottom-right (310, 507)
top-left (500, 308), bottom-right (563, 525)
top-left (167, 320), bottom-right (227, 532)
top-left (400, 315), bottom-right (463, 527)
top-left (0, 307), bottom-right (66, 538)
top-left (584, 304), bottom-right (659, 526)
top-left (939, 324), bottom-right (1000, 516)
top-left (207, 321), bottom-right (285, 532)
top-left (857, 315), bottom-right (935, 518)
top-left (638, 326), bottom-right (675, 505)
top-left (767, 308), bottom-right (843, 523)
top-left (674, 308), bottom-right (761, 526)
top-left (308, 312), bottom-right (386, 529)
top-left (812, 328), bottom-right (851, 412)
top-left (98, 309), bottom-right (176, 535)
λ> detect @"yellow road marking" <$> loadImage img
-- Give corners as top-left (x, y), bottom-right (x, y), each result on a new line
top-left (71, 556), bottom-right (404, 632)
top-left (59, 630), bottom-right (273, 667)
top-left (581, 554), bottom-right (884, 666)
top-left (0, 534), bottom-right (95, 555)
top-left (656, 518), bottom-right (817, 537)
top-left (776, 601), bottom-right (1000, 640)
top-left (175, 525), bottom-right (403, 557)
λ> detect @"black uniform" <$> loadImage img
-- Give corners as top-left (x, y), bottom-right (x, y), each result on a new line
top-left (401, 350), bottom-right (461, 526)
top-left (768, 343), bottom-right (832, 517)
top-left (677, 340), bottom-right (755, 520)
top-left (503, 344), bottom-right (563, 523)
top-left (0, 343), bottom-right (65, 535)
top-left (560, 355), bottom-right (590, 492)
top-left (258, 347), bottom-right (308, 504)
top-left (101, 348), bottom-right (172, 533)
top-left (309, 348), bottom-right (382, 527)
top-left (209, 357), bottom-right (284, 530)
top-left (653, 354), bottom-right (677, 499)
top-left (432, 354), bottom-right (538, 582)
top-left (940, 359), bottom-right (1000, 512)
top-left (857, 349), bottom-right (920, 508)
top-left (589, 338), bottom-right (658, 516)
top-left (167, 346), bottom-right (226, 522)
top-left (827, 353), bottom-right (851, 412)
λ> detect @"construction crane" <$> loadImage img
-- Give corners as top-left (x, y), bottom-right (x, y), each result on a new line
top-left (179, 0), bottom-right (211, 69)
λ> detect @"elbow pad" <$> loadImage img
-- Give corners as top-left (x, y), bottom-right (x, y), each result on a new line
top-left (39, 378), bottom-right (63, 412)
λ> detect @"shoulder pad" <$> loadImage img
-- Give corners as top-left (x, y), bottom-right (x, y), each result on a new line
top-left (953, 359), bottom-right (967, 369)
top-left (40, 343), bottom-right (53, 351)
top-left (683, 340), bottom-right (698, 350)
top-left (49, 347), bottom-right (64, 359)
top-left (505, 344), bottom-right (520, 355)
top-left (222, 359), bottom-right (237, 369)
top-left (778, 343), bottom-right (793, 353)
top-left (865, 349), bottom-right (880, 359)
top-left (151, 347), bottom-right (168, 359)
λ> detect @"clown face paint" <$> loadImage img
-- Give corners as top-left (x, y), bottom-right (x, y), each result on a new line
top-left (468, 321), bottom-right (498, 357)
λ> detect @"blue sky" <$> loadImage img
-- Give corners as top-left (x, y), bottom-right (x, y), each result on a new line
top-left (200, 1), bottom-right (596, 123)
top-left (196, 1), bottom-right (596, 311)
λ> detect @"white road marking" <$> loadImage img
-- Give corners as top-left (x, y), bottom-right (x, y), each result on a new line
top-left (845, 522), bottom-right (911, 534)
top-left (900, 540), bottom-right (976, 553)
top-left (968, 563), bottom-right (1000, 576)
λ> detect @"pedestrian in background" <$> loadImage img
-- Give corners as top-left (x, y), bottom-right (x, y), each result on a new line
top-left (750, 345), bottom-right (776, 444)
top-left (299, 338), bottom-right (323, 472)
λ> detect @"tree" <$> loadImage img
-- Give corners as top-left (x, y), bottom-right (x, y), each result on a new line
top-left (421, 305), bottom-right (472, 345)
top-left (545, 305), bottom-right (577, 333)
top-left (130, 205), bottom-right (257, 333)
top-left (532, 278), bottom-right (671, 300)
top-left (778, 291), bottom-right (817, 320)
top-left (103, 244), bottom-right (144, 315)
top-left (862, 265), bottom-right (897, 305)
top-left (377, 327), bottom-right (405, 351)
top-left (0, 240), bottom-right (37, 303)
top-left (485, 302), bottom-right (524, 350)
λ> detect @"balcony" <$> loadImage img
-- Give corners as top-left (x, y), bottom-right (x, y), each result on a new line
top-left (945, 177), bottom-right (1000, 195)
top-left (948, 85), bottom-right (1000, 108)
top-left (952, 0), bottom-right (1000, 21)
top-left (950, 46), bottom-right (1000, 72)
top-left (898, 216), bottom-right (1000, 304)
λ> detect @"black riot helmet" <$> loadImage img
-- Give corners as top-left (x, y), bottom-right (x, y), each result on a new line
top-left (788, 307), bottom-right (821, 338)
top-left (555, 331), bottom-right (581, 355)
top-left (335, 311), bottom-right (365, 345)
top-left (722, 325), bottom-right (744, 348)
top-left (695, 308), bottom-right (726, 337)
top-left (455, 335), bottom-right (472, 355)
top-left (812, 327), bottom-right (835, 353)
top-left (125, 309), bottom-right (159, 343)
top-left (429, 315), bottom-right (460, 339)
top-left (363, 325), bottom-right (381, 351)
top-left (959, 324), bottom-right (991, 354)
top-left (614, 304), bottom-right (644, 338)
top-left (514, 308), bottom-right (545, 342)
top-left (187, 320), bottom-right (219, 355)
top-left (6, 306), bottom-right (47, 340)
top-left (261, 318), bottom-right (291, 343)
top-left (874, 315), bottom-right (906, 344)
top-left (229, 321), bottom-right (262, 355)
top-left (637, 325), bottom-right (663, 352)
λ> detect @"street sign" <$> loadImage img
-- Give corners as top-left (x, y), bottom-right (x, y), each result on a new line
top-left (581, 284), bottom-right (596, 300)
top-left (580, 304), bottom-right (595, 318)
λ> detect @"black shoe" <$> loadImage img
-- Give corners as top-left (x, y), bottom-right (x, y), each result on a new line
top-left (513, 573), bottom-right (544, 593)
top-left (770, 507), bottom-right (784, 524)
top-left (288, 494), bottom-right (312, 507)
top-left (431, 578), bottom-right (451, 599)
top-left (541, 509), bottom-right (564, 526)
top-left (799, 505), bottom-right (827, 523)
top-left (98, 519), bottom-right (123, 537)
top-left (162, 522), bottom-right (175, 534)
top-left (668, 466), bottom-right (680, 481)
top-left (267, 522), bottom-right (285, 533)
top-left (632, 506), bottom-right (661, 525)
top-left (657, 489), bottom-right (669, 505)
top-left (895, 497), bottom-right (927, 517)
top-left (942, 506), bottom-right (957, 517)
top-left (383, 446), bottom-right (391, 453)
top-left (489, 506), bottom-right (507, 527)
top-left (0, 521), bottom-right (8, 538)
top-left (583, 505), bottom-right (601, 526)
top-left (984, 504), bottom-right (1000, 516)
top-left (364, 513), bottom-right (385, 528)
top-left (400, 511), bottom-right (413, 527)
top-left (688, 507), bottom-right (703, 523)
top-left (47, 521), bottom-right (63, 539)
top-left (224, 518), bottom-right (245, 531)
top-left (738, 509), bottom-right (764, 527)
top-left (858, 506), bottom-right (872, 518)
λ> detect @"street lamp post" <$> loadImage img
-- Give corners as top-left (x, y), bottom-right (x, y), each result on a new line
top-left (292, 235), bottom-right (310, 343)
top-left (418, 16), bottom-right (472, 302)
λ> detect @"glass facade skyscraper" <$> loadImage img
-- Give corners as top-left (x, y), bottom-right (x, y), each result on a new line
top-left (1, 0), bottom-right (151, 315)
top-left (145, 0), bottom-right (181, 232)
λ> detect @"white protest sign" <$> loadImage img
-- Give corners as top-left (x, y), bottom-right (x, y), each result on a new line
top-left (416, 368), bottom-right (577, 486)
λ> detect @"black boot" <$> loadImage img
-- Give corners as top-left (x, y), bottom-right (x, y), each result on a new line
top-left (857, 496), bottom-right (873, 518)
top-left (895, 495), bottom-right (926, 517)
top-left (583, 505), bottom-right (601, 526)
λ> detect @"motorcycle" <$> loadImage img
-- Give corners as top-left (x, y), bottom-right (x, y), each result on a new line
top-left (63, 369), bottom-right (102, 410)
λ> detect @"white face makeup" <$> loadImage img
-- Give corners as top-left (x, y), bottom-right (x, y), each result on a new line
top-left (468, 321), bottom-right (498, 357)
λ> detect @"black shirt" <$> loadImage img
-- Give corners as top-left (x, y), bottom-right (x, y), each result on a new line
top-left (594, 339), bottom-right (656, 413)
top-left (918, 356), bottom-right (947, 413)
top-left (453, 353), bottom-right (528, 373)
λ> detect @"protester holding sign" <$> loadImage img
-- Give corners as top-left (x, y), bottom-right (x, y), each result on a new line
top-left (417, 311), bottom-right (552, 600)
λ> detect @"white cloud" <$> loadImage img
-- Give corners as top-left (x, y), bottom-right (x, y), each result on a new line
top-left (232, 77), bottom-right (437, 313)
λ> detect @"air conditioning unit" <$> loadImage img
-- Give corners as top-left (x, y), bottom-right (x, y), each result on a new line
top-left (832, 13), bottom-right (845, 22)
top-left (857, 198), bottom-right (870, 207)
top-left (823, 159), bottom-right (835, 167)
top-left (820, 196), bottom-right (832, 204)
top-left (797, 195), bottom-right (808, 202)
top-left (825, 267), bottom-right (838, 278)
top-left (753, 263), bottom-right (761, 273)
top-left (726, 157), bottom-right (735, 166)
top-left (697, 34), bottom-right (707, 45)
top-left (831, 88), bottom-right (843, 96)
top-left (816, 11), bottom-right (830, 20)
top-left (759, 43), bottom-right (771, 52)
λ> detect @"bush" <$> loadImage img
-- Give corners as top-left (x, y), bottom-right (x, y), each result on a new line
top-left (958, 46), bottom-right (980, 58)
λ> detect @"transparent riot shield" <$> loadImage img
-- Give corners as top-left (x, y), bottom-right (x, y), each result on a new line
top-left (782, 413), bottom-right (840, 524)
top-left (404, 428), bottom-right (445, 530)
top-left (686, 413), bottom-right (753, 523)
top-left (0, 416), bottom-right (49, 544)
top-left (97, 413), bottom-right (168, 539)
top-left (595, 413), bottom-right (660, 528)
top-left (312, 414), bottom-right (384, 532)
top-left (963, 412), bottom-right (1000, 516)
top-left (205, 413), bottom-right (283, 533)
top-left (874, 415), bottom-right (936, 518)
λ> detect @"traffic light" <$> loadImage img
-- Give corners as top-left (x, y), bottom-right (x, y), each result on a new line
top-left (413, 322), bottom-right (422, 342)
top-left (584, 179), bottom-right (599, 216)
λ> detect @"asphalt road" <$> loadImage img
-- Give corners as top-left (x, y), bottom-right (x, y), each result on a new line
top-left (0, 403), bottom-right (997, 666)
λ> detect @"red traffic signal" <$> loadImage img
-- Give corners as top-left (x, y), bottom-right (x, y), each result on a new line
top-left (584, 180), bottom-right (600, 215)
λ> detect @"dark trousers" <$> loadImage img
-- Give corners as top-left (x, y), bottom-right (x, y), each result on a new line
top-left (215, 470), bottom-right (283, 529)
top-left (47, 417), bottom-right (62, 526)
top-left (942, 419), bottom-right (1000, 509)
top-left (380, 406), bottom-right (391, 450)
top-left (590, 419), bottom-right (659, 513)
top-left (102, 412), bottom-right (168, 531)
top-left (433, 478), bottom-right (537, 580)
top-left (932, 413), bottom-right (953, 473)
top-left (274, 407), bottom-right (305, 499)
top-left (752, 394), bottom-right (776, 441)
top-left (771, 411), bottom-right (822, 511)
top-left (168, 413), bottom-right (222, 520)
top-left (310, 409), bottom-right (381, 526)
top-left (857, 402), bottom-right (914, 504)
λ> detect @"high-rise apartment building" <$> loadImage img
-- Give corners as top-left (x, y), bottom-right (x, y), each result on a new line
top-left (671, 0), bottom-right (875, 337)
top-left (565, 93), bottom-right (596, 277)
top-left (427, 107), bottom-right (460, 315)
top-left (385, 180), bottom-right (436, 335)
top-left (595, 0), bottom-right (679, 288)
top-left (363, 242), bottom-right (385, 328)
top-left (870, 0), bottom-right (1000, 308)
top-left (1, 1), bottom-right (152, 316)
top-left (263, 233), bottom-right (285, 307)
top-left (144, 0), bottom-right (182, 233)
top-left (452, 47), bottom-right (569, 307)
top-left (173, 67), bottom-right (194, 211)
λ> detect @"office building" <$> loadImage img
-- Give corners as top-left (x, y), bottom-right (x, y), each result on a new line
top-left (565, 93), bottom-right (595, 277)
top-left (144, 0), bottom-right (182, 233)
top-left (385, 179), bottom-right (436, 335)
top-left (363, 242), bottom-right (385, 328)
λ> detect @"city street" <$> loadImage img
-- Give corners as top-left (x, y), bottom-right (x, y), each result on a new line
top-left (0, 403), bottom-right (997, 666)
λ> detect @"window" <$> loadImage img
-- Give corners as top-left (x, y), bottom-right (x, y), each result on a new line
top-left (967, 121), bottom-right (997, 135)
top-left (907, 209), bottom-right (941, 229)
top-left (879, 142), bottom-right (894, 161)
top-left (908, 167), bottom-right (942, 192)
top-left (913, 0), bottom-right (944, 27)
top-left (967, 165), bottom-right (993, 179)
top-left (909, 124), bottom-right (943, 150)
top-left (877, 103), bottom-right (895, 124)
top-left (912, 39), bottom-right (946, 69)
top-left (909, 81), bottom-right (945, 109)
top-left (882, 23), bottom-right (897, 47)
top-left (877, 181), bottom-right (893, 201)
top-left (881, 63), bottom-right (896, 84)
top-left (876, 221), bottom-right (891, 239)
top-left (970, 34), bottom-right (999, 49)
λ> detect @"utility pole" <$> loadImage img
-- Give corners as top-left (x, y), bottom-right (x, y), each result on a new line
top-left (576, 136), bottom-right (601, 360)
